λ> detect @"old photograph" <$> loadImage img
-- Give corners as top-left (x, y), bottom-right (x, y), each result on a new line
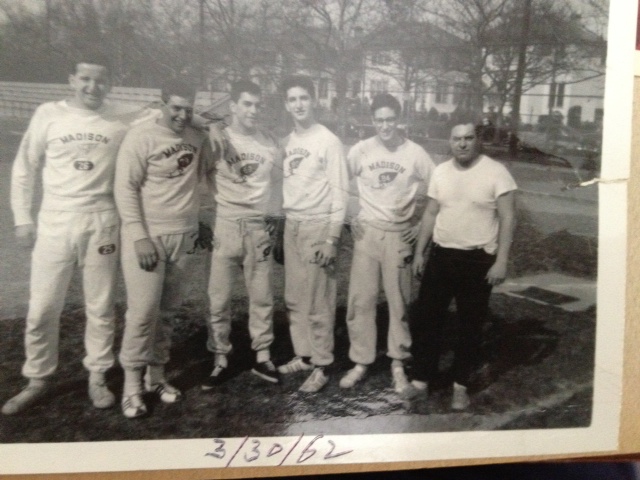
top-left (0, 0), bottom-right (631, 474)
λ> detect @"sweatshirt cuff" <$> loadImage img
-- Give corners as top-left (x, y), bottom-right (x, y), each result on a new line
top-left (14, 212), bottom-right (34, 227)
top-left (126, 222), bottom-right (149, 242)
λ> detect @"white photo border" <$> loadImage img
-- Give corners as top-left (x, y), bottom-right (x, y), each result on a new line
top-left (0, 0), bottom-right (634, 474)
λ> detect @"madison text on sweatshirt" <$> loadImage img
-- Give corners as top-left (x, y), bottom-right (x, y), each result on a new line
top-left (114, 120), bottom-right (213, 241)
top-left (213, 127), bottom-right (284, 219)
top-left (281, 123), bottom-right (348, 237)
top-left (347, 136), bottom-right (435, 231)
top-left (11, 100), bottom-right (157, 226)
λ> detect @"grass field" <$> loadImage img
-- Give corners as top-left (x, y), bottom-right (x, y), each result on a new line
top-left (0, 119), bottom-right (596, 442)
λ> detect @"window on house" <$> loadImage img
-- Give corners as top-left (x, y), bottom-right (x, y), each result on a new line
top-left (549, 82), bottom-right (566, 109)
top-left (318, 78), bottom-right (328, 99)
top-left (435, 83), bottom-right (448, 104)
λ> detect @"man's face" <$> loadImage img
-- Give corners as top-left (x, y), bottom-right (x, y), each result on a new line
top-left (231, 92), bottom-right (262, 133)
top-left (69, 63), bottom-right (110, 110)
top-left (161, 95), bottom-right (194, 134)
top-left (373, 106), bottom-right (400, 144)
top-left (450, 123), bottom-right (479, 165)
top-left (284, 86), bottom-right (314, 125)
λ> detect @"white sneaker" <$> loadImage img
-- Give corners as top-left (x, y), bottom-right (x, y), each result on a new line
top-left (145, 381), bottom-right (183, 403)
top-left (89, 380), bottom-right (116, 409)
top-left (278, 357), bottom-right (313, 374)
top-left (339, 365), bottom-right (367, 388)
top-left (121, 392), bottom-right (147, 419)
top-left (391, 366), bottom-right (410, 394)
top-left (299, 368), bottom-right (328, 393)
top-left (411, 380), bottom-right (428, 394)
top-left (2, 381), bottom-right (48, 415)
top-left (451, 382), bottom-right (470, 410)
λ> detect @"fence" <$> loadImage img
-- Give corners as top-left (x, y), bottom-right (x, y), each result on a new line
top-left (0, 82), bottom-right (230, 118)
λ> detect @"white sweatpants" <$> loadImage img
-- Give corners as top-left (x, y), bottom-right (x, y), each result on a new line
top-left (345, 224), bottom-right (413, 365)
top-left (206, 217), bottom-right (274, 356)
top-left (284, 219), bottom-right (337, 367)
top-left (23, 209), bottom-right (119, 379)
top-left (119, 229), bottom-right (195, 370)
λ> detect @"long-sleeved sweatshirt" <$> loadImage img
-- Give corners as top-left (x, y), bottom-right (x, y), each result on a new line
top-left (212, 127), bottom-right (283, 220)
top-left (281, 123), bottom-right (348, 238)
top-left (114, 120), bottom-right (213, 241)
top-left (11, 100), bottom-right (157, 226)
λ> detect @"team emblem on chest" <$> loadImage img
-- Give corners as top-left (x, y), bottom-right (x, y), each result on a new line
top-left (165, 142), bottom-right (198, 178)
top-left (233, 162), bottom-right (260, 184)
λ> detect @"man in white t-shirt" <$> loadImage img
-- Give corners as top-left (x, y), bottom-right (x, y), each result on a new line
top-left (115, 79), bottom-right (215, 418)
top-left (277, 75), bottom-right (349, 393)
top-left (200, 80), bottom-right (283, 389)
top-left (3, 53), bottom-right (157, 415)
top-left (411, 121), bottom-right (517, 410)
top-left (339, 93), bottom-right (434, 396)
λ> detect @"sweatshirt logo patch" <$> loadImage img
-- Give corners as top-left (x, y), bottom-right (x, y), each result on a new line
top-left (284, 155), bottom-right (305, 177)
top-left (167, 152), bottom-right (194, 178)
top-left (74, 160), bottom-right (94, 171)
top-left (372, 171), bottom-right (399, 189)
top-left (98, 244), bottom-right (116, 255)
top-left (233, 162), bottom-right (259, 184)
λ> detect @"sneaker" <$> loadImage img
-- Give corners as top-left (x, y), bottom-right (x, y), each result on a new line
top-left (411, 380), bottom-right (428, 394)
top-left (251, 360), bottom-right (281, 384)
top-left (89, 380), bottom-right (116, 409)
top-left (339, 365), bottom-right (367, 388)
top-left (299, 368), bottom-right (328, 393)
top-left (278, 356), bottom-right (313, 374)
top-left (451, 382), bottom-right (470, 411)
top-left (145, 381), bottom-right (183, 403)
top-left (201, 364), bottom-right (229, 391)
top-left (1, 382), bottom-right (48, 415)
top-left (391, 366), bottom-right (411, 394)
top-left (121, 392), bottom-right (147, 419)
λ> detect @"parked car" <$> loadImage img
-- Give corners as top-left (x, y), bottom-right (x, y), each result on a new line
top-left (518, 125), bottom-right (600, 158)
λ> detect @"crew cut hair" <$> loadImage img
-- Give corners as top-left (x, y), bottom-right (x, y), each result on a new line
top-left (71, 51), bottom-right (112, 76)
top-left (280, 75), bottom-right (316, 100)
top-left (230, 80), bottom-right (262, 102)
top-left (370, 93), bottom-right (402, 117)
top-left (160, 78), bottom-right (196, 104)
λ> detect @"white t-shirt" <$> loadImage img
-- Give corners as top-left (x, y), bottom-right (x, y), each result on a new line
top-left (428, 154), bottom-right (517, 254)
top-left (348, 136), bottom-right (434, 231)
top-left (114, 121), bottom-right (212, 241)
top-left (213, 128), bottom-right (283, 219)
top-left (11, 100), bottom-right (157, 226)
top-left (282, 123), bottom-right (348, 235)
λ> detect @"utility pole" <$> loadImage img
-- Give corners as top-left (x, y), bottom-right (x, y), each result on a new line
top-left (199, 0), bottom-right (206, 90)
top-left (509, 0), bottom-right (532, 157)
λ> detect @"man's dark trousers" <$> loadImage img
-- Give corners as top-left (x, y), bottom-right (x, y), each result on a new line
top-left (411, 244), bottom-right (495, 386)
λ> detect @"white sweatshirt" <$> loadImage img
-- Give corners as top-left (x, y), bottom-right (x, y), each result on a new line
top-left (213, 128), bottom-right (283, 219)
top-left (281, 123), bottom-right (348, 237)
top-left (11, 100), bottom-right (157, 226)
top-left (347, 136), bottom-right (435, 231)
top-left (114, 120), bottom-right (213, 241)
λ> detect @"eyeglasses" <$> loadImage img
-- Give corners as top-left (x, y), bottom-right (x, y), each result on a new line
top-left (373, 116), bottom-right (397, 125)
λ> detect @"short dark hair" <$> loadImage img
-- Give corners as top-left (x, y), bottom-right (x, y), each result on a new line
top-left (160, 78), bottom-right (196, 104)
top-left (370, 93), bottom-right (402, 117)
top-left (280, 75), bottom-right (315, 100)
top-left (71, 51), bottom-right (112, 75)
top-left (230, 80), bottom-right (262, 103)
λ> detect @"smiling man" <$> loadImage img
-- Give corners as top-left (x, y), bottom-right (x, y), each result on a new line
top-left (201, 80), bottom-right (284, 389)
top-left (4, 52), bottom-right (158, 416)
top-left (410, 121), bottom-right (517, 410)
top-left (340, 93), bottom-right (435, 396)
top-left (114, 79), bottom-right (214, 418)
top-left (277, 75), bottom-right (349, 393)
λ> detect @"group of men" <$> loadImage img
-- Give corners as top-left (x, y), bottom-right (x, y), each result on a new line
top-left (3, 53), bottom-right (516, 419)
